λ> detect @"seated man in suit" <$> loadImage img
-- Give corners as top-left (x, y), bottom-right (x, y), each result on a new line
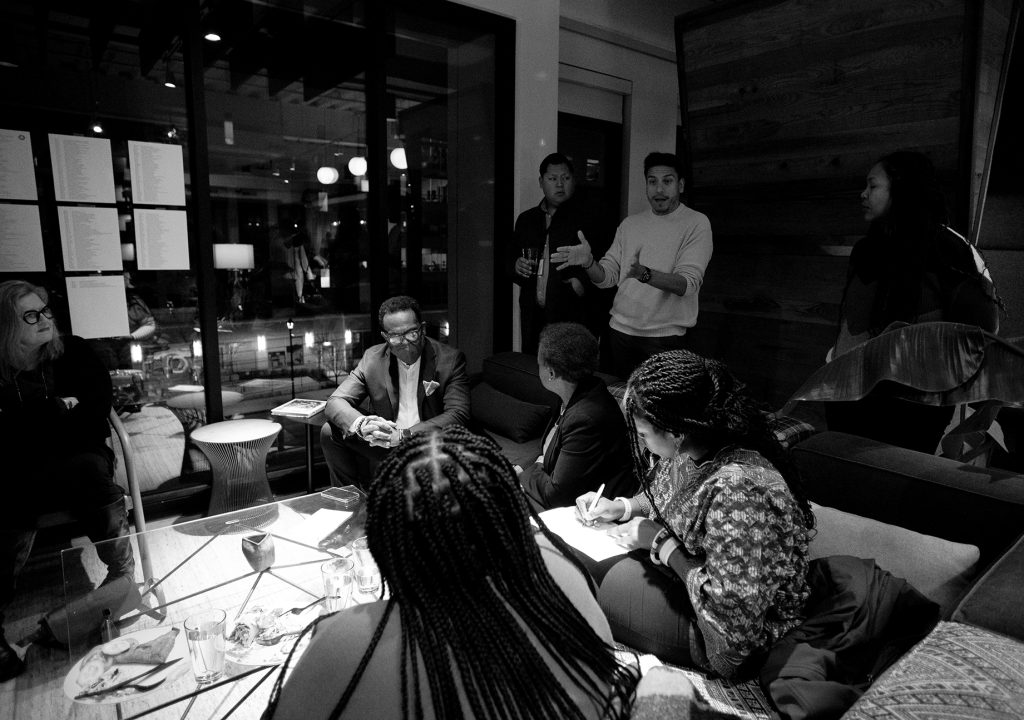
top-left (320, 295), bottom-right (470, 488)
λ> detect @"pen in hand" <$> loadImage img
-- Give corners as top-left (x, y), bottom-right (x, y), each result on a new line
top-left (584, 483), bottom-right (605, 525)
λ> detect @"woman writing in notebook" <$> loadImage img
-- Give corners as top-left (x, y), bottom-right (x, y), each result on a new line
top-left (577, 350), bottom-right (814, 679)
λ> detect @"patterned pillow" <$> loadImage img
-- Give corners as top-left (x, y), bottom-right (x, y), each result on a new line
top-left (844, 621), bottom-right (1024, 719)
top-left (765, 413), bottom-right (819, 449)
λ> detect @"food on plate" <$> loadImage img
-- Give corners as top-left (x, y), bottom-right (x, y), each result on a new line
top-left (100, 636), bottom-right (138, 656)
top-left (229, 606), bottom-right (317, 651)
top-left (228, 619), bottom-right (257, 648)
top-left (114, 627), bottom-right (179, 665)
top-left (76, 652), bottom-right (114, 688)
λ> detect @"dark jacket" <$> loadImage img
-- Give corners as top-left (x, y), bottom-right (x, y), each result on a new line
top-left (1, 335), bottom-right (112, 473)
top-left (520, 376), bottom-right (636, 511)
top-left (326, 337), bottom-right (470, 436)
top-left (510, 196), bottom-right (592, 325)
top-left (759, 555), bottom-right (939, 720)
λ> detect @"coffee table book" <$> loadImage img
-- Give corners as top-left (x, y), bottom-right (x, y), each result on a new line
top-left (271, 398), bottom-right (328, 418)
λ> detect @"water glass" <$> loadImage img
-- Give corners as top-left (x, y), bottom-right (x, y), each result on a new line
top-left (356, 562), bottom-right (382, 595)
top-left (321, 558), bottom-right (354, 612)
top-left (521, 247), bottom-right (539, 273)
top-left (352, 536), bottom-right (374, 566)
top-left (184, 608), bottom-right (226, 684)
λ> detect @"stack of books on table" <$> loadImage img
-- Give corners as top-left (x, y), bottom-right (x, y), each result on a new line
top-left (271, 398), bottom-right (328, 418)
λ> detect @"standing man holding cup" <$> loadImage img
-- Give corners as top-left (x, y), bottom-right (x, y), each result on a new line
top-left (509, 153), bottom-right (595, 354)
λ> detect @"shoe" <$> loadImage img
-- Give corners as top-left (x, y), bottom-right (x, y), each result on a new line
top-left (0, 631), bottom-right (26, 682)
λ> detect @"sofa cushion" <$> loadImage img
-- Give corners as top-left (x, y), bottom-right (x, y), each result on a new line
top-left (481, 352), bottom-right (555, 409)
top-left (843, 621), bottom-right (1024, 719)
top-left (470, 381), bottom-right (550, 444)
top-left (952, 531), bottom-right (1024, 642)
top-left (809, 502), bottom-right (979, 615)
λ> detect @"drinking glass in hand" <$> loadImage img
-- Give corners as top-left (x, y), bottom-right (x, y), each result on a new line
top-left (184, 608), bottom-right (227, 684)
top-left (521, 247), bottom-right (539, 274)
top-left (321, 558), bottom-right (355, 612)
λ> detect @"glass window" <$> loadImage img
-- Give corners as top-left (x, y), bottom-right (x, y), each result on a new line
top-left (0, 0), bottom-right (507, 501)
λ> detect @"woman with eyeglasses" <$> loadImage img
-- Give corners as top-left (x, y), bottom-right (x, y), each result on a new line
top-left (0, 280), bottom-right (135, 681)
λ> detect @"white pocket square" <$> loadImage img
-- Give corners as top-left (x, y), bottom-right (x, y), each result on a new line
top-left (423, 380), bottom-right (440, 397)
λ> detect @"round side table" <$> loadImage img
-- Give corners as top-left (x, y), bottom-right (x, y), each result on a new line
top-left (190, 419), bottom-right (281, 524)
top-left (166, 390), bottom-right (244, 474)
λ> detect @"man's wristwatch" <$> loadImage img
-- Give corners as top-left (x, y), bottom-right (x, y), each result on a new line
top-left (638, 266), bottom-right (652, 283)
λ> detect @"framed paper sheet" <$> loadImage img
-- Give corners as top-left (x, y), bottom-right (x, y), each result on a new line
top-left (128, 141), bottom-right (186, 206)
top-left (65, 275), bottom-right (130, 339)
top-left (0, 203), bottom-right (46, 272)
top-left (135, 209), bottom-right (190, 270)
top-left (48, 134), bottom-right (116, 204)
top-left (0, 129), bottom-right (37, 201)
top-left (58, 206), bottom-right (122, 271)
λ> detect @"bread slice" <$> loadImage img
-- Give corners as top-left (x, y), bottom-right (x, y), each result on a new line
top-left (113, 628), bottom-right (180, 665)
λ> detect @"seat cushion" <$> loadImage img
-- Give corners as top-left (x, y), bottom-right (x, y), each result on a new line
top-left (809, 502), bottom-right (980, 615)
top-left (469, 381), bottom-right (550, 444)
top-left (843, 621), bottom-right (1024, 719)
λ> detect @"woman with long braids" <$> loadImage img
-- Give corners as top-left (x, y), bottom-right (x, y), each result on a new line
top-left (826, 150), bottom-right (1002, 452)
top-left (576, 350), bottom-right (814, 680)
top-left (264, 426), bottom-right (636, 720)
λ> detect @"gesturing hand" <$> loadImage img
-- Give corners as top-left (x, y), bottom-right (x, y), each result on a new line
top-left (624, 249), bottom-right (645, 280)
top-left (552, 231), bottom-right (593, 271)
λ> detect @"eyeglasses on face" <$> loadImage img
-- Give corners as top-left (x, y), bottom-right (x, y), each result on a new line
top-left (22, 306), bottom-right (55, 325)
top-left (381, 324), bottom-right (423, 345)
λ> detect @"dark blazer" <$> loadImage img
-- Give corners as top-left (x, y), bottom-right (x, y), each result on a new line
top-left (326, 337), bottom-right (470, 435)
top-left (510, 196), bottom-right (592, 322)
top-left (520, 376), bottom-right (636, 511)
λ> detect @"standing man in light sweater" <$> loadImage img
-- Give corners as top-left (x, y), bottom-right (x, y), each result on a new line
top-left (552, 152), bottom-right (713, 379)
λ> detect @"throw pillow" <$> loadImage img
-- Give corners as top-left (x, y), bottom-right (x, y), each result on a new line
top-left (809, 502), bottom-right (980, 614)
top-left (469, 382), bottom-right (549, 443)
top-left (843, 621), bottom-right (1024, 719)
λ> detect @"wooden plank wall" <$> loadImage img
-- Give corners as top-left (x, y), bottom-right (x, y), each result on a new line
top-left (676, 0), bottom-right (976, 407)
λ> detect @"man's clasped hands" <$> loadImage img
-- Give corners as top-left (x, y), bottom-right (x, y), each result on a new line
top-left (354, 415), bottom-right (405, 449)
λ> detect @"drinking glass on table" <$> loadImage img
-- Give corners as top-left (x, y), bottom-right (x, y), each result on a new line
top-left (184, 608), bottom-right (227, 684)
top-left (321, 558), bottom-right (355, 612)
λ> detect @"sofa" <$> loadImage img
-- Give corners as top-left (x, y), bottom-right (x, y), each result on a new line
top-left (472, 352), bottom-right (1024, 719)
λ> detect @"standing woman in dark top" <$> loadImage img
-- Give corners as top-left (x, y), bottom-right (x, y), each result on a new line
top-left (827, 150), bottom-right (1003, 453)
top-left (0, 280), bottom-right (135, 681)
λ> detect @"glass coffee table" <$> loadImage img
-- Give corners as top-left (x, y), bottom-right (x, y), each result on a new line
top-left (12, 491), bottom-right (373, 720)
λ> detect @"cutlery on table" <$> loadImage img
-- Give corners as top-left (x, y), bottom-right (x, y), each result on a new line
top-left (75, 657), bottom-right (182, 699)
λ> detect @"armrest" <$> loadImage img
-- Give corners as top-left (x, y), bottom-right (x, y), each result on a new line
top-left (952, 531), bottom-right (1024, 642)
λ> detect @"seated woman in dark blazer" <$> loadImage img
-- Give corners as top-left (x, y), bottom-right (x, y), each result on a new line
top-left (518, 322), bottom-right (636, 511)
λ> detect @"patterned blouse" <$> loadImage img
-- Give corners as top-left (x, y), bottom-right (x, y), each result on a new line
top-left (632, 448), bottom-right (811, 678)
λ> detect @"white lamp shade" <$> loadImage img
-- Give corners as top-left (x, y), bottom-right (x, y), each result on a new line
top-left (389, 147), bottom-right (408, 170)
top-left (317, 166), bottom-right (340, 184)
top-left (213, 243), bottom-right (255, 269)
top-left (121, 243), bottom-right (136, 262)
top-left (348, 156), bottom-right (367, 176)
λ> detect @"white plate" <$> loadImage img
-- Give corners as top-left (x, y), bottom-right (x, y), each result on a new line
top-left (63, 626), bottom-right (189, 705)
top-left (226, 606), bottom-right (321, 667)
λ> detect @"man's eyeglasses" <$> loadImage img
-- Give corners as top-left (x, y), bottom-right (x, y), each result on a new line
top-left (22, 306), bottom-right (55, 325)
top-left (381, 324), bottom-right (423, 345)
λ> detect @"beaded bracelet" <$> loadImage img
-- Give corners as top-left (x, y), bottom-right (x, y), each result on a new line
top-left (649, 527), bottom-right (672, 566)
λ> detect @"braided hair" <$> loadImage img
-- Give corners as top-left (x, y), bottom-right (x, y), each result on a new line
top-left (267, 426), bottom-right (635, 720)
top-left (624, 350), bottom-right (815, 529)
